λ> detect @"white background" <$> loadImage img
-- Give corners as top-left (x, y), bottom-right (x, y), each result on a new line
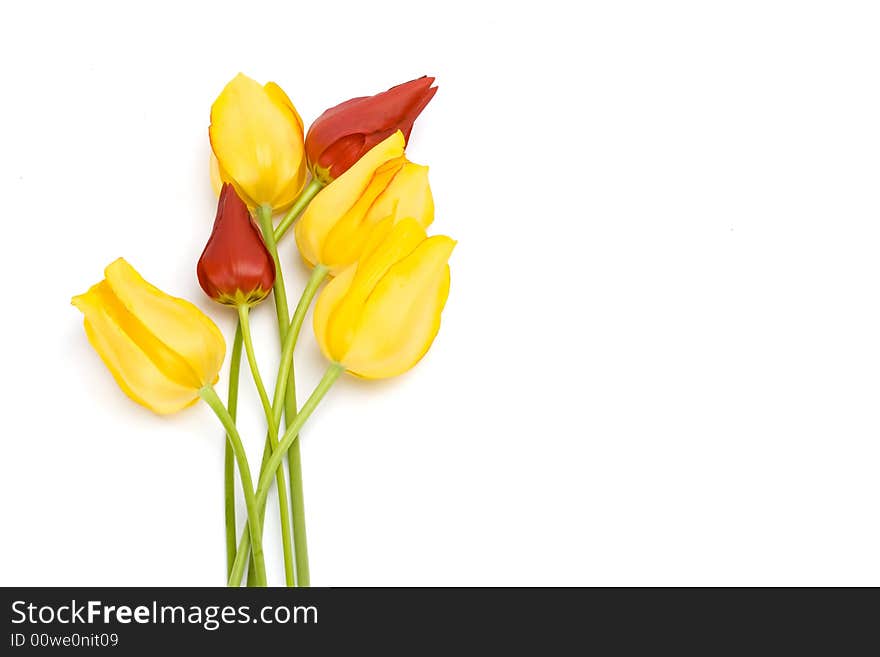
top-left (1, 0), bottom-right (879, 586)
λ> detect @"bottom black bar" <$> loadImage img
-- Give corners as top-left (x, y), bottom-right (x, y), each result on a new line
top-left (0, 587), bottom-right (874, 652)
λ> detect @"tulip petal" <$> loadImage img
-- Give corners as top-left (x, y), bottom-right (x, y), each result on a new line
top-left (365, 161), bottom-right (434, 229)
top-left (319, 157), bottom-right (406, 269)
top-left (72, 283), bottom-right (202, 414)
top-left (197, 184), bottom-right (276, 306)
top-left (358, 76), bottom-right (437, 141)
top-left (324, 218), bottom-right (427, 358)
top-left (264, 81), bottom-right (307, 207)
top-left (342, 234), bottom-right (455, 379)
top-left (264, 81), bottom-right (304, 135)
top-left (313, 264), bottom-right (357, 363)
top-left (103, 259), bottom-right (225, 387)
top-left (209, 73), bottom-right (306, 209)
top-left (296, 131), bottom-right (405, 269)
top-left (305, 76), bottom-right (437, 181)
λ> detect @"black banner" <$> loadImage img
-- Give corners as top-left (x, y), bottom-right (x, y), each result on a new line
top-left (1, 587), bottom-right (874, 651)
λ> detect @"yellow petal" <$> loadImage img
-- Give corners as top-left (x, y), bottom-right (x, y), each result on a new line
top-left (209, 73), bottom-right (305, 210)
top-left (211, 151), bottom-right (302, 213)
top-left (72, 282), bottom-right (202, 414)
top-left (364, 161), bottom-right (434, 229)
top-left (324, 218), bottom-right (427, 359)
top-left (102, 259), bottom-right (225, 388)
top-left (343, 234), bottom-right (455, 379)
top-left (264, 81), bottom-right (304, 135)
top-left (296, 131), bottom-right (406, 269)
top-left (313, 264), bottom-right (357, 363)
top-left (272, 156), bottom-right (308, 211)
top-left (319, 157), bottom-right (406, 270)
top-left (264, 81), bottom-right (307, 208)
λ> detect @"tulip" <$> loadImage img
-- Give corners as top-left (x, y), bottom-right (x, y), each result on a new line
top-left (198, 185), bottom-right (297, 585)
top-left (228, 218), bottom-right (454, 584)
top-left (72, 258), bottom-right (226, 414)
top-left (295, 131), bottom-right (434, 276)
top-left (209, 73), bottom-right (307, 212)
top-left (198, 183), bottom-right (276, 307)
top-left (305, 76), bottom-right (437, 184)
top-left (313, 217), bottom-right (455, 379)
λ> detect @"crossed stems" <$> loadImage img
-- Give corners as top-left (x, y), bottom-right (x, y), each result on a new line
top-left (216, 197), bottom-right (328, 586)
top-left (203, 286), bottom-right (336, 587)
top-left (237, 304), bottom-right (295, 586)
top-left (227, 360), bottom-right (342, 587)
top-left (236, 262), bottom-right (328, 586)
top-left (199, 385), bottom-right (267, 587)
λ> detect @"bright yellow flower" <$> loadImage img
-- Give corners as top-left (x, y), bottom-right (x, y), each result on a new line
top-left (72, 258), bottom-right (226, 414)
top-left (209, 73), bottom-right (307, 211)
top-left (295, 130), bottom-right (434, 275)
top-left (313, 217), bottom-right (455, 379)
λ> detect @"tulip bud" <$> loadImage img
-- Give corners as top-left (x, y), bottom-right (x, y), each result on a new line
top-left (305, 76), bottom-right (437, 184)
top-left (296, 131), bottom-right (434, 275)
top-left (198, 183), bottom-right (276, 306)
top-left (210, 73), bottom-right (307, 211)
top-left (72, 259), bottom-right (226, 414)
top-left (313, 217), bottom-right (455, 379)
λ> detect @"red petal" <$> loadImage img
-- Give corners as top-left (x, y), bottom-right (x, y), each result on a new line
top-left (305, 76), bottom-right (438, 180)
top-left (197, 184), bottom-right (276, 305)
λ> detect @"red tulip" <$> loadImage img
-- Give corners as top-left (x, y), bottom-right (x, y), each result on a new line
top-left (305, 76), bottom-right (437, 183)
top-left (198, 183), bottom-right (276, 306)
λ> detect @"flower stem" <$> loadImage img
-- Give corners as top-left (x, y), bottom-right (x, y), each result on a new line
top-left (237, 305), bottom-right (274, 428)
top-left (256, 190), bottom-right (324, 587)
top-left (274, 179), bottom-right (323, 242)
top-left (255, 202), bottom-right (297, 585)
top-left (269, 265), bottom-right (329, 429)
top-left (256, 182), bottom-right (325, 585)
top-left (224, 322), bottom-right (243, 579)
top-left (246, 433), bottom-right (275, 587)
top-left (200, 385), bottom-right (267, 587)
top-left (280, 264), bottom-right (329, 587)
top-left (237, 304), bottom-right (295, 587)
top-left (227, 363), bottom-right (344, 587)
top-left (256, 205), bottom-right (289, 338)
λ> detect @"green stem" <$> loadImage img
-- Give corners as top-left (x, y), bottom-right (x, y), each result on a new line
top-left (274, 179), bottom-right (324, 242)
top-left (255, 203), bottom-right (295, 585)
top-left (228, 363), bottom-right (344, 587)
top-left (245, 433), bottom-right (272, 587)
top-left (200, 386), bottom-right (267, 587)
top-left (282, 264), bottom-right (329, 587)
top-left (237, 304), bottom-right (274, 429)
top-left (256, 204), bottom-right (290, 341)
top-left (237, 304), bottom-right (296, 587)
top-left (271, 265), bottom-right (329, 429)
top-left (224, 322), bottom-right (243, 579)
top-left (257, 184), bottom-right (324, 586)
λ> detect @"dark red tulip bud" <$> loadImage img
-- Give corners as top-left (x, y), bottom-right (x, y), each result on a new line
top-left (198, 184), bottom-right (276, 306)
top-left (305, 76), bottom-right (437, 184)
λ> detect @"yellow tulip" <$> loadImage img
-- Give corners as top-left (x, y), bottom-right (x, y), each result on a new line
top-left (295, 130), bottom-right (434, 275)
top-left (72, 258), bottom-right (226, 414)
top-left (209, 73), bottom-right (307, 211)
top-left (313, 217), bottom-right (455, 379)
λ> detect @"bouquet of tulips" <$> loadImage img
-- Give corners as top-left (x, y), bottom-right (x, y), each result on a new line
top-left (71, 74), bottom-right (453, 587)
